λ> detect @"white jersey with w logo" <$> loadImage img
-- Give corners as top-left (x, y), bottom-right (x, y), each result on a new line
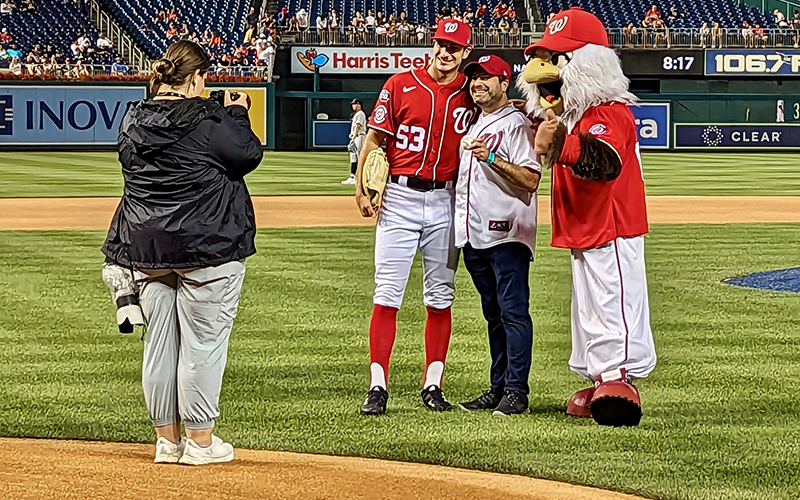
top-left (454, 103), bottom-right (541, 255)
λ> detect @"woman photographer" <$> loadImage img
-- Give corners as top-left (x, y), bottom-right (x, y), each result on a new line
top-left (102, 40), bottom-right (262, 465)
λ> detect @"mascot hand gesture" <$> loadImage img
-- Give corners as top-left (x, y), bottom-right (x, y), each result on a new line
top-left (517, 8), bottom-right (657, 427)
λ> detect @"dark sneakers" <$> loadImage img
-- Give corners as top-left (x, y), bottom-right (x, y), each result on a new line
top-left (459, 388), bottom-right (503, 411)
top-left (360, 386), bottom-right (389, 415)
top-left (492, 391), bottom-right (530, 416)
top-left (421, 385), bottom-right (453, 411)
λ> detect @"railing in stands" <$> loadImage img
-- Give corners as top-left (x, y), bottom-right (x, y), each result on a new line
top-left (86, 0), bottom-right (150, 70)
top-left (289, 28), bottom-right (532, 48)
top-left (607, 27), bottom-right (800, 48)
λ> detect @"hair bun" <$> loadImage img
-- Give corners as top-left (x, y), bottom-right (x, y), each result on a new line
top-left (153, 58), bottom-right (176, 78)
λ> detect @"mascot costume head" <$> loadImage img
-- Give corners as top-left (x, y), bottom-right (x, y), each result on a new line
top-left (517, 7), bottom-right (636, 132)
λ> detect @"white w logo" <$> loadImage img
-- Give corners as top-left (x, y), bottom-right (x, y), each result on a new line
top-left (444, 22), bottom-right (458, 33)
top-left (548, 16), bottom-right (569, 35)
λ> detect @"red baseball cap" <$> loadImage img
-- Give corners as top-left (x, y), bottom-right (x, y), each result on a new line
top-left (524, 8), bottom-right (609, 55)
top-left (464, 54), bottom-right (512, 80)
top-left (432, 19), bottom-right (471, 47)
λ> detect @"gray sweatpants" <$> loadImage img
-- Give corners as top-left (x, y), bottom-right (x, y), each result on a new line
top-left (134, 260), bottom-right (246, 430)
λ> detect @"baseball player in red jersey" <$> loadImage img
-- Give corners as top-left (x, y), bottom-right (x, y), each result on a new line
top-left (519, 8), bottom-right (657, 426)
top-left (354, 19), bottom-right (477, 415)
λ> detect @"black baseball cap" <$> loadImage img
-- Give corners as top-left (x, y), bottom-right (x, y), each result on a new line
top-left (350, 98), bottom-right (362, 105)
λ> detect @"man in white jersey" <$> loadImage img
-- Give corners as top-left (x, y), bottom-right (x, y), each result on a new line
top-left (343, 98), bottom-right (367, 185)
top-left (454, 55), bottom-right (542, 416)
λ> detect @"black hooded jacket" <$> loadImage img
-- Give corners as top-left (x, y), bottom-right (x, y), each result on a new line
top-left (102, 97), bottom-right (263, 269)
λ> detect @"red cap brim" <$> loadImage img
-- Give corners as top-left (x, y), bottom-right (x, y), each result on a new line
top-left (433, 34), bottom-right (471, 47)
top-left (523, 37), bottom-right (585, 55)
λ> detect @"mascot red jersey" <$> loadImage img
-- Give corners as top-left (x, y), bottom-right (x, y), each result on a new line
top-left (517, 8), bottom-right (657, 427)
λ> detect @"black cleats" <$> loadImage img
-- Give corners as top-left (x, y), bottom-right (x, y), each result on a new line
top-left (421, 385), bottom-right (453, 411)
top-left (360, 386), bottom-right (388, 415)
top-left (492, 391), bottom-right (530, 416)
top-left (459, 388), bottom-right (503, 411)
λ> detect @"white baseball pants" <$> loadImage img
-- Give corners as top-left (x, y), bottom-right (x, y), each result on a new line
top-left (569, 236), bottom-right (657, 382)
top-left (373, 182), bottom-right (459, 310)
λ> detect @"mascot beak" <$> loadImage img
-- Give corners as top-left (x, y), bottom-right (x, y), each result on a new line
top-left (522, 56), bottom-right (564, 115)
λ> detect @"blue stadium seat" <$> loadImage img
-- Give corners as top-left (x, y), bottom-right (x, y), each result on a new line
top-left (1, 1), bottom-right (120, 65)
top-left (276, 0), bottom-right (493, 25)
top-left (536, 0), bottom-right (772, 28)
top-left (96, 0), bottom-right (250, 58)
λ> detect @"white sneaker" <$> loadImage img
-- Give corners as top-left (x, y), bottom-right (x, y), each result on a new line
top-left (178, 435), bottom-right (234, 465)
top-left (154, 437), bottom-right (186, 464)
top-left (341, 175), bottom-right (356, 185)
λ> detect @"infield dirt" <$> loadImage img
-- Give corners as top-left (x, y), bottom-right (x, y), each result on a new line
top-left (1, 195), bottom-right (800, 230)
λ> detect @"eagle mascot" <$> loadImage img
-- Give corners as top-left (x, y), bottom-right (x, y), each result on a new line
top-left (518, 8), bottom-right (657, 427)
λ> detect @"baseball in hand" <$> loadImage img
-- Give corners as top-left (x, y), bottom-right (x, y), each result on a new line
top-left (461, 135), bottom-right (476, 150)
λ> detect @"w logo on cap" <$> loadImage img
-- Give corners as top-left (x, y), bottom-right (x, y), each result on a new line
top-left (444, 22), bottom-right (458, 33)
top-left (548, 16), bottom-right (569, 35)
top-left (478, 55), bottom-right (491, 63)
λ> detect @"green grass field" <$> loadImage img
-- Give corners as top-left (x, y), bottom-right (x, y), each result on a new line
top-left (1, 152), bottom-right (799, 500)
top-left (1, 151), bottom-right (799, 197)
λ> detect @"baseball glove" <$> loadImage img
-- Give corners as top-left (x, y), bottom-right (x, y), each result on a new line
top-left (347, 140), bottom-right (359, 153)
top-left (361, 148), bottom-right (389, 208)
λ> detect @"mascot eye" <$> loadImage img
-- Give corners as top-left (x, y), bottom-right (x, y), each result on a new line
top-left (552, 52), bottom-right (572, 69)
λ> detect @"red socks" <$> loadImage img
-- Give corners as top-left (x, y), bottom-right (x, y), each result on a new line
top-left (368, 304), bottom-right (398, 389)
top-left (368, 305), bottom-right (452, 390)
top-left (423, 306), bottom-right (452, 388)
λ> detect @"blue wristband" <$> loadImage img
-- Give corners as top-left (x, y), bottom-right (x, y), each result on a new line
top-left (487, 152), bottom-right (496, 165)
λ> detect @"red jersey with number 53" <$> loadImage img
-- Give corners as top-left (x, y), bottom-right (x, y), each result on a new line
top-left (368, 67), bottom-right (476, 182)
top-left (551, 103), bottom-right (649, 250)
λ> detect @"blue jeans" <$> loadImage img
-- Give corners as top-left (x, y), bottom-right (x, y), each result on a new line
top-left (463, 242), bottom-right (533, 395)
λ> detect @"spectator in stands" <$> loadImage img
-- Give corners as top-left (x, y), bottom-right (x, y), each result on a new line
top-left (416, 22), bottom-right (426, 44)
top-left (463, 6), bottom-right (474, 24)
top-left (623, 22), bottom-right (640, 47)
top-left (25, 42), bottom-right (42, 72)
top-left (0, 44), bottom-right (8, 64)
top-left (699, 22), bottom-right (710, 48)
top-left (774, 9), bottom-right (789, 28)
top-left (243, 23), bottom-right (255, 44)
top-left (179, 22), bottom-right (189, 38)
top-left (741, 21), bottom-right (753, 48)
top-left (246, 7), bottom-right (257, 27)
top-left (752, 23), bottom-right (767, 47)
top-left (667, 5), bottom-right (684, 22)
top-left (9, 55), bottom-right (20, 74)
top-left (792, 11), bottom-right (800, 48)
top-left (375, 21), bottom-right (387, 44)
top-left (110, 57), bottom-right (127, 75)
top-left (643, 4), bottom-right (661, 27)
top-left (316, 12), bottom-right (327, 45)
top-left (257, 42), bottom-right (274, 68)
top-left (70, 39), bottom-right (81, 58)
top-left (476, 4), bottom-right (487, 18)
top-left (297, 8), bottom-right (309, 31)
top-left (19, 0), bottom-right (35, 14)
top-left (653, 18), bottom-right (670, 48)
top-left (0, 2), bottom-right (15, 15)
top-left (365, 9), bottom-right (375, 30)
top-left (329, 8), bottom-right (340, 43)
top-left (153, 10), bottom-right (166, 24)
top-left (507, 6), bottom-right (516, 20)
top-left (498, 17), bottom-right (510, 45)
top-left (209, 32), bottom-right (222, 48)
top-left (188, 31), bottom-right (200, 44)
top-left (711, 21), bottom-right (722, 48)
top-left (287, 14), bottom-right (299, 32)
top-left (278, 7), bottom-right (289, 28)
top-left (167, 8), bottom-right (179, 23)
top-left (439, 3), bottom-right (451, 18)
top-left (96, 32), bottom-right (112, 54)
top-left (546, 12), bottom-right (555, 23)
top-left (0, 28), bottom-right (11, 43)
top-left (167, 23), bottom-right (179, 40)
top-left (200, 27), bottom-right (212, 45)
top-left (6, 41), bottom-right (20, 59)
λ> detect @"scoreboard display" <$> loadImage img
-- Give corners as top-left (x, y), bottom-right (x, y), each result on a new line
top-left (618, 49), bottom-right (705, 76)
